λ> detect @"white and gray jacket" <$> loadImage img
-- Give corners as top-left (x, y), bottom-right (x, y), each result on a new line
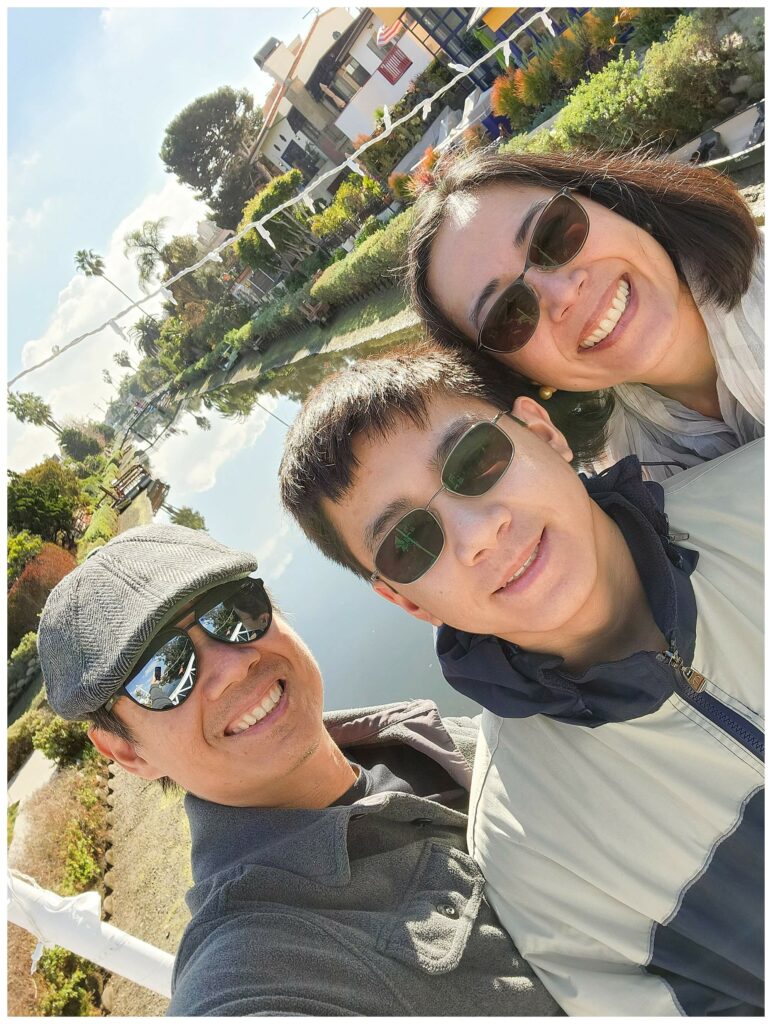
top-left (438, 440), bottom-right (764, 1015)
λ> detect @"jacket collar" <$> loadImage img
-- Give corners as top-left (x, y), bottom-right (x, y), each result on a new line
top-left (436, 456), bottom-right (699, 726)
top-left (184, 699), bottom-right (470, 889)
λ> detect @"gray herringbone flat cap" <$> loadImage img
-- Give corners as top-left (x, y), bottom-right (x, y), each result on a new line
top-left (38, 524), bottom-right (258, 719)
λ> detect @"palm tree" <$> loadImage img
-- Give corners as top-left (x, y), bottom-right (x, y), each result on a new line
top-left (74, 248), bottom-right (155, 321)
top-left (113, 350), bottom-right (135, 372)
top-left (7, 390), bottom-right (61, 435)
top-left (129, 314), bottom-right (162, 359)
top-left (123, 218), bottom-right (170, 293)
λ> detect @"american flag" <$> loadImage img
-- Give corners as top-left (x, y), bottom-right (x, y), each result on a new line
top-left (375, 19), bottom-right (402, 47)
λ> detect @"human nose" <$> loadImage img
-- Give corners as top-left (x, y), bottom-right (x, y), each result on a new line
top-left (445, 497), bottom-right (511, 567)
top-left (525, 265), bottom-right (587, 325)
top-left (189, 625), bottom-right (263, 703)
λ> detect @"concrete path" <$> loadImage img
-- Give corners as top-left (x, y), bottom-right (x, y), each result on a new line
top-left (7, 749), bottom-right (58, 865)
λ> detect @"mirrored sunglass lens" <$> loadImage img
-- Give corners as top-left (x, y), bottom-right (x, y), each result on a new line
top-left (481, 281), bottom-right (539, 353)
top-left (530, 194), bottom-right (588, 268)
top-left (125, 634), bottom-right (197, 710)
top-left (375, 509), bottom-right (444, 584)
top-left (443, 422), bottom-right (513, 496)
top-left (198, 580), bottom-right (272, 643)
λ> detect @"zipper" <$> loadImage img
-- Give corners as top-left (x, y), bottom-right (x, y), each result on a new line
top-left (658, 643), bottom-right (764, 763)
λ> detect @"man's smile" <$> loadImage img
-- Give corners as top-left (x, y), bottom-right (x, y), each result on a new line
top-left (224, 677), bottom-right (288, 736)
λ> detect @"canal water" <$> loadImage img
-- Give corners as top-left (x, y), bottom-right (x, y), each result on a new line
top-left (149, 335), bottom-right (480, 717)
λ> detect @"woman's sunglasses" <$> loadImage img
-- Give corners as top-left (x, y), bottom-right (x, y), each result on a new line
top-left (477, 188), bottom-right (589, 354)
top-left (105, 576), bottom-right (272, 713)
top-left (371, 411), bottom-right (520, 586)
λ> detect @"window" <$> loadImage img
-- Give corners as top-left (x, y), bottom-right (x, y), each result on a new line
top-left (344, 57), bottom-right (370, 87)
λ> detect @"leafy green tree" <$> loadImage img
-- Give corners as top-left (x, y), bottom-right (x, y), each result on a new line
top-left (59, 427), bottom-right (103, 462)
top-left (8, 390), bottom-right (61, 435)
top-left (7, 459), bottom-right (83, 543)
top-left (168, 506), bottom-right (207, 531)
top-left (8, 531), bottom-right (44, 587)
top-left (123, 218), bottom-right (170, 292)
top-left (160, 87), bottom-right (264, 229)
top-left (235, 170), bottom-right (316, 273)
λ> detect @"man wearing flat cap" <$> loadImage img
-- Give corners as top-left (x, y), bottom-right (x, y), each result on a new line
top-left (38, 524), bottom-right (560, 1017)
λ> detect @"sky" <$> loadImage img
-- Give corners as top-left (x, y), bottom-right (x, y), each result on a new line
top-left (7, 3), bottom-right (319, 471)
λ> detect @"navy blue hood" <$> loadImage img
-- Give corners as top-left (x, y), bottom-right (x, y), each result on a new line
top-left (436, 456), bottom-right (699, 726)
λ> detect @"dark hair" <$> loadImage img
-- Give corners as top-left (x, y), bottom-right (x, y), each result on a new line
top-left (280, 341), bottom-right (611, 580)
top-left (86, 704), bottom-right (182, 795)
top-left (408, 147), bottom-right (761, 349)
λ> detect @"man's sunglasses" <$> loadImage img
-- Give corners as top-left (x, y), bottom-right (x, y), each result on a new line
top-left (371, 411), bottom-right (521, 586)
top-left (477, 188), bottom-right (589, 354)
top-left (105, 576), bottom-right (272, 713)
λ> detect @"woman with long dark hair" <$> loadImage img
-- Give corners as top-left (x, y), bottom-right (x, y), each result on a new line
top-left (406, 148), bottom-right (763, 478)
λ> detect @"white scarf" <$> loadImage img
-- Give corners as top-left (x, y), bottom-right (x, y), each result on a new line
top-left (601, 238), bottom-right (764, 482)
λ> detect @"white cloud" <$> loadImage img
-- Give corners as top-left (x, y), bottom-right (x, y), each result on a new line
top-left (8, 177), bottom-right (210, 471)
top-left (149, 396), bottom-right (279, 496)
top-left (254, 519), bottom-right (294, 580)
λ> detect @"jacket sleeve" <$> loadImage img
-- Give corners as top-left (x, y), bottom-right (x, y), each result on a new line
top-left (168, 910), bottom-right (409, 1017)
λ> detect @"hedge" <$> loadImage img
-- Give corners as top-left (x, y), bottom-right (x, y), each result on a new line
top-left (8, 530), bottom-right (44, 588)
top-left (8, 701), bottom-right (53, 780)
top-left (7, 544), bottom-right (77, 652)
top-left (77, 504), bottom-right (119, 562)
top-left (310, 209), bottom-right (414, 307)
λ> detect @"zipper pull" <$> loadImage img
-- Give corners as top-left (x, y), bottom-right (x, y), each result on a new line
top-left (658, 649), bottom-right (706, 692)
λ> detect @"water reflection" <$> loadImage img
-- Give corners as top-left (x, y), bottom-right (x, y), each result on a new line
top-left (153, 334), bottom-right (478, 717)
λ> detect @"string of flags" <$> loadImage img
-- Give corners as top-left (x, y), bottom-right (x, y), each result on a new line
top-left (8, 7), bottom-right (556, 391)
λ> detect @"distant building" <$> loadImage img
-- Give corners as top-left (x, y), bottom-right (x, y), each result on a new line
top-left (248, 8), bottom-right (435, 199)
top-left (196, 219), bottom-right (235, 254)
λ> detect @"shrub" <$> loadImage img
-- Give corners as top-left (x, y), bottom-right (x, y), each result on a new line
top-left (235, 169), bottom-right (306, 272)
top-left (61, 821), bottom-right (101, 894)
top-left (8, 531), bottom-right (44, 588)
top-left (7, 459), bottom-right (82, 544)
top-left (8, 544), bottom-right (77, 652)
top-left (551, 52), bottom-right (657, 151)
top-left (32, 715), bottom-right (91, 768)
top-left (310, 174), bottom-right (386, 241)
top-left (76, 505), bottom-right (119, 562)
top-left (36, 947), bottom-right (103, 1016)
top-left (310, 208), bottom-right (414, 307)
top-left (354, 215), bottom-right (386, 248)
top-left (625, 7), bottom-right (683, 49)
top-left (8, 706), bottom-right (53, 779)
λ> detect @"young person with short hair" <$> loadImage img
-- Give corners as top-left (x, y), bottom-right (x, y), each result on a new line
top-left (37, 524), bottom-right (559, 1017)
top-left (280, 344), bottom-right (764, 1016)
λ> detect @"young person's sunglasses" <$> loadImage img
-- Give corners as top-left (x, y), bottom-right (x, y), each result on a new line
top-left (371, 410), bottom-right (522, 586)
top-left (104, 576), bottom-right (272, 713)
top-left (477, 188), bottom-right (589, 354)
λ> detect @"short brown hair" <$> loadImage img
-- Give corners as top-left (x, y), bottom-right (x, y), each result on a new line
top-left (86, 704), bottom-right (181, 795)
top-left (408, 147), bottom-right (761, 348)
top-left (279, 341), bottom-right (611, 580)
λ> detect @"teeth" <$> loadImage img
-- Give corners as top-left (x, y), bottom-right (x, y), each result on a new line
top-left (228, 682), bottom-right (284, 734)
top-left (502, 543), bottom-right (540, 588)
top-left (579, 279), bottom-right (629, 349)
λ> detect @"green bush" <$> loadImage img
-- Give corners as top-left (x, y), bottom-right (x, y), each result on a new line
top-left (59, 427), bottom-right (102, 462)
top-left (310, 209), bottom-right (414, 307)
top-left (37, 947), bottom-right (103, 1016)
top-left (310, 174), bottom-right (386, 241)
top-left (354, 215), bottom-right (386, 248)
top-left (626, 7), bottom-right (683, 49)
top-left (8, 530), bottom-right (44, 587)
top-left (32, 716), bottom-right (91, 768)
top-left (77, 505), bottom-right (119, 562)
top-left (551, 52), bottom-right (656, 150)
top-left (61, 821), bottom-right (101, 894)
top-left (8, 706), bottom-right (53, 779)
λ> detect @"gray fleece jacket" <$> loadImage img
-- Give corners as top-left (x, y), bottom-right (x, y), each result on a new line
top-left (168, 698), bottom-right (561, 1016)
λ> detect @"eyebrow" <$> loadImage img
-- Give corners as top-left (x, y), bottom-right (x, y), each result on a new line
top-left (362, 417), bottom-right (476, 554)
top-left (468, 198), bottom-right (549, 330)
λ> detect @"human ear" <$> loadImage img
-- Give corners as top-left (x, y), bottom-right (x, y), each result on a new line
top-left (88, 725), bottom-right (165, 781)
top-left (371, 579), bottom-right (443, 627)
top-left (512, 396), bottom-right (574, 463)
